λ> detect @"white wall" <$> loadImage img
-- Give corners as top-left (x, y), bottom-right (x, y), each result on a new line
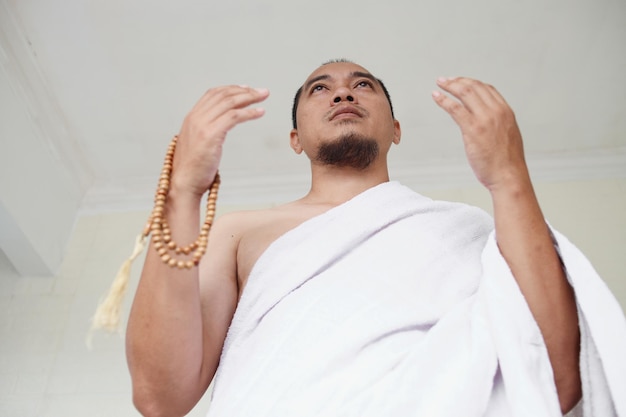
top-left (0, 178), bottom-right (624, 416)
top-left (0, 43), bottom-right (84, 277)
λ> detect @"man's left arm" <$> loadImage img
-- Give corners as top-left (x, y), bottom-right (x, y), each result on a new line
top-left (432, 77), bottom-right (581, 414)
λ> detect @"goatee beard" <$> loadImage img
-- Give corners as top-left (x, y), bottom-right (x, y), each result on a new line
top-left (315, 132), bottom-right (379, 170)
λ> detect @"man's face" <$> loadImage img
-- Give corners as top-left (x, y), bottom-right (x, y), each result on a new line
top-left (290, 62), bottom-right (400, 167)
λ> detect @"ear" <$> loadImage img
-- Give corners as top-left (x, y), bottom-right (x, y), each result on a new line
top-left (290, 129), bottom-right (303, 154)
top-left (392, 119), bottom-right (401, 145)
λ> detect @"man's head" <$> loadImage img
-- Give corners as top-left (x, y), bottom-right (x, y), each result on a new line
top-left (290, 60), bottom-right (401, 170)
top-left (291, 59), bottom-right (395, 130)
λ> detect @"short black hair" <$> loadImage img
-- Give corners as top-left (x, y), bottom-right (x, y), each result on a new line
top-left (291, 60), bottom-right (395, 129)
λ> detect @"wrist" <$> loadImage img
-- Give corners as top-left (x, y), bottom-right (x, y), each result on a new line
top-left (168, 184), bottom-right (204, 209)
top-left (486, 164), bottom-right (532, 196)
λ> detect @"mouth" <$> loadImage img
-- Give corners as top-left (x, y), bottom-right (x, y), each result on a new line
top-left (330, 106), bottom-right (363, 121)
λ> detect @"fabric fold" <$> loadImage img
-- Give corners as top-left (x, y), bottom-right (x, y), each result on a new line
top-left (206, 181), bottom-right (625, 417)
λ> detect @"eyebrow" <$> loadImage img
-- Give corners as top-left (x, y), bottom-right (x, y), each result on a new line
top-left (303, 71), bottom-right (378, 92)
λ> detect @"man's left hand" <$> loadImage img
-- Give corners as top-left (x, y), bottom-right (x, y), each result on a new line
top-left (432, 77), bottom-right (529, 192)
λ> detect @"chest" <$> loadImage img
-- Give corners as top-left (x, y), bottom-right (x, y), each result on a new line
top-left (235, 209), bottom-right (329, 293)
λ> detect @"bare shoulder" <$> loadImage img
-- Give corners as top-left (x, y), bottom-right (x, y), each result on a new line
top-left (195, 210), bottom-right (269, 337)
top-left (198, 209), bottom-right (267, 275)
top-left (205, 207), bottom-right (284, 251)
top-left (211, 207), bottom-right (278, 234)
top-left (198, 206), bottom-right (292, 281)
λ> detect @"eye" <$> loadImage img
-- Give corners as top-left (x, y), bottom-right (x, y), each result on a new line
top-left (356, 80), bottom-right (373, 88)
top-left (310, 84), bottom-right (326, 93)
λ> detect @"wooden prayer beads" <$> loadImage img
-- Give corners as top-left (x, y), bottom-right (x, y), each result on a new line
top-left (143, 135), bottom-right (220, 269)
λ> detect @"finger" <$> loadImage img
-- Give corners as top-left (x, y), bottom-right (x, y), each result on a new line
top-left (194, 86), bottom-right (269, 120)
top-left (466, 80), bottom-right (515, 119)
top-left (431, 89), bottom-right (471, 126)
top-left (210, 106), bottom-right (266, 135)
top-left (188, 88), bottom-right (268, 131)
top-left (463, 79), bottom-right (508, 109)
top-left (196, 85), bottom-right (267, 107)
top-left (484, 83), bottom-right (510, 108)
top-left (436, 77), bottom-right (495, 114)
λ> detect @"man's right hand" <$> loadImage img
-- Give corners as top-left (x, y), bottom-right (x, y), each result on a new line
top-left (172, 86), bottom-right (270, 199)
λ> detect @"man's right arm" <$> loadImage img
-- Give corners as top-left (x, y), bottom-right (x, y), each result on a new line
top-left (125, 85), bottom-right (269, 417)
top-left (126, 189), bottom-right (239, 417)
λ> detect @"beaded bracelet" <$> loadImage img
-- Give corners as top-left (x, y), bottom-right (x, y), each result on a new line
top-left (143, 135), bottom-right (221, 269)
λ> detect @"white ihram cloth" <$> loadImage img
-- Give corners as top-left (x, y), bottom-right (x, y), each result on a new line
top-left (206, 181), bottom-right (626, 417)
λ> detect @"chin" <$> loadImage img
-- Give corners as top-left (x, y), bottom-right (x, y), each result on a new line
top-left (316, 132), bottom-right (380, 170)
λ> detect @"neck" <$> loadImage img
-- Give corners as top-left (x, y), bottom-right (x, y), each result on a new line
top-left (302, 160), bottom-right (391, 206)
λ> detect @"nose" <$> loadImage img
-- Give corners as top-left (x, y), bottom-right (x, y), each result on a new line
top-left (331, 86), bottom-right (355, 105)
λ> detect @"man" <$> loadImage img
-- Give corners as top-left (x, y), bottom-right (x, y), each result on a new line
top-left (126, 60), bottom-right (623, 416)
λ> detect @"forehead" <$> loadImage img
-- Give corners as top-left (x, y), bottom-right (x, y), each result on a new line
top-left (303, 62), bottom-right (373, 84)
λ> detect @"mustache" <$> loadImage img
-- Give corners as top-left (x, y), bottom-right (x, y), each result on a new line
top-left (325, 104), bottom-right (368, 121)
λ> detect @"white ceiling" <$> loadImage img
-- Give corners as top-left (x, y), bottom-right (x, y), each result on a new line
top-left (2, 0), bottom-right (626, 211)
